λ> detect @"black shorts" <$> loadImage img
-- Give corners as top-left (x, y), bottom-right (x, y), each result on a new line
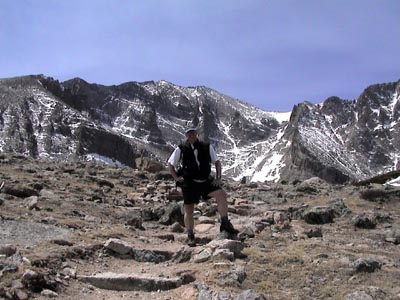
top-left (181, 177), bottom-right (221, 205)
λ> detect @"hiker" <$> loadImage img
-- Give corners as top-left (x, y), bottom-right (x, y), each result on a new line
top-left (167, 125), bottom-right (238, 247)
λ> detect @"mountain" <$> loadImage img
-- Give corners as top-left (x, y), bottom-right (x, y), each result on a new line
top-left (0, 74), bottom-right (399, 184)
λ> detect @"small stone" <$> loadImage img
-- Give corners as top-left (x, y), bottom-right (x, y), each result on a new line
top-left (0, 245), bottom-right (17, 257)
top-left (41, 289), bottom-right (58, 298)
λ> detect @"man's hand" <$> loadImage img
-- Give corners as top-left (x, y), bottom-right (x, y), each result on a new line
top-left (176, 176), bottom-right (184, 183)
top-left (214, 177), bottom-right (222, 187)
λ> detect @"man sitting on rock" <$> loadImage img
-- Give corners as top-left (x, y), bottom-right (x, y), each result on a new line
top-left (167, 124), bottom-right (238, 247)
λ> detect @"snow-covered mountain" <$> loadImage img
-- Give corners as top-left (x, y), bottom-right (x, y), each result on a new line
top-left (0, 74), bottom-right (399, 184)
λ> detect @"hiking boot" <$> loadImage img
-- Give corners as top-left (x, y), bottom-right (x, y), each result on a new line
top-left (220, 220), bottom-right (239, 235)
top-left (186, 233), bottom-right (196, 247)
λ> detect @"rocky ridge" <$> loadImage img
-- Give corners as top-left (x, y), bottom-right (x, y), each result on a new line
top-left (1, 153), bottom-right (400, 299)
top-left (0, 75), bottom-right (399, 184)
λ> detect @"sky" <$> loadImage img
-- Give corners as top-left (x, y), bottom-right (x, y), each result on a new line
top-left (0, 0), bottom-right (399, 111)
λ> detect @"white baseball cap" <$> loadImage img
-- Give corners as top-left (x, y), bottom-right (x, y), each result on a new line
top-left (185, 127), bottom-right (198, 134)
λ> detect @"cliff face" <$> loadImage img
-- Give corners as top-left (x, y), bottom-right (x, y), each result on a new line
top-left (0, 74), bottom-right (399, 183)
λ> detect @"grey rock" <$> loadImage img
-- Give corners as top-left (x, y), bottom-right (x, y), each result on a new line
top-left (193, 248), bottom-right (213, 263)
top-left (352, 214), bottom-right (376, 229)
top-left (329, 198), bottom-right (352, 217)
top-left (26, 196), bottom-right (39, 210)
top-left (344, 291), bottom-right (373, 300)
top-left (0, 245), bottom-right (17, 257)
top-left (384, 228), bottom-right (400, 244)
top-left (213, 249), bottom-right (235, 261)
top-left (131, 248), bottom-right (173, 263)
top-left (78, 272), bottom-right (192, 291)
top-left (305, 227), bottom-right (323, 238)
top-left (104, 238), bottom-right (132, 255)
top-left (303, 206), bottom-right (335, 224)
top-left (2, 185), bottom-right (39, 198)
top-left (22, 269), bottom-right (55, 292)
top-left (159, 202), bottom-right (184, 226)
top-left (170, 222), bottom-right (185, 233)
top-left (207, 239), bottom-right (245, 258)
top-left (236, 289), bottom-right (267, 300)
top-left (217, 266), bottom-right (246, 285)
top-left (40, 289), bottom-right (58, 298)
top-left (124, 212), bottom-right (144, 230)
top-left (351, 258), bottom-right (382, 273)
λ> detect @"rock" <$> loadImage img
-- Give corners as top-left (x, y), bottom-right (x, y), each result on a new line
top-left (351, 258), bottom-right (382, 273)
top-left (195, 223), bottom-right (214, 233)
top-left (125, 212), bottom-right (144, 230)
top-left (170, 222), bottom-right (185, 233)
top-left (352, 214), bottom-right (376, 229)
top-left (153, 233), bottom-right (175, 241)
top-left (135, 157), bottom-right (165, 173)
top-left (303, 206), bottom-right (335, 224)
top-left (207, 239), bottom-right (245, 258)
top-left (159, 202), bottom-right (184, 226)
top-left (0, 261), bottom-right (18, 274)
top-left (273, 211), bottom-right (289, 225)
top-left (84, 215), bottom-right (101, 223)
top-left (154, 171), bottom-right (174, 181)
top-left (104, 239), bottom-right (133, 255)
top-left (25, 196), bottom-right (39, 210)
top-left (41, 289), bottom-right (58, 298)
top-left (193, 248), bottom-right (213, 263)
top-left (216, 266), bottom-right (246, 284)
top-left (236, 289), bottom-right (267, 300)
top-left (384, 228), bottom-right (400, 244)
top-left (2, 185), bottom-right (39, 198)
top-left (78, 272), bottom-right (191, 291)
top-left (167, 189), bottom-right (184, 201)
top-left (198, 216), bottom-right (215, 224)
top-left (303, 177), bottom-right (325, 185)
top-left (295, 184), bottom-right (319, 195)
top-left (238, 226), bottom-right (256, 239)
top-left (52, 239), bottom-right (73, 246)
top-left (217, 291), bottom-right (232, 300)
top-left (14, 289), bottom-right (29, 300)
top-left (263, 211), bottom-right (275, 224)
top-left (213, 249), bottom-right (235, 261)
top-left (197, 284), bottom-right (213, 300)
top-left (86, 175), bottom-right (115, 188)
top-left (22, 269), bottom-right (55, 293)
top-left (130, 248), bottom-right (173, 263)
top-left (61, 267), bottom-right (76, 278)
top-left (172, 248), bottom-right (193, 263)
top-left (0, 245), bottom-right (17, 257)
top-left (39, 189), bottom-right (57, 199)
top-left (344, 290), bottom-right (373, 300)
top-left (329, 198), bottom-right (352, 217)
top-left (305, 227), bottom-right (323, 238)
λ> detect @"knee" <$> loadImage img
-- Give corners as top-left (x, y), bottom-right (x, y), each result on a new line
top-left (184, 204), bottom-right (194, 214)
top-left (216, 191), bottom-right (228, 201)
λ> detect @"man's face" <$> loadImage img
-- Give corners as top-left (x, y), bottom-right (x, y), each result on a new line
top-left (185, 130), bottom-right (198, 144)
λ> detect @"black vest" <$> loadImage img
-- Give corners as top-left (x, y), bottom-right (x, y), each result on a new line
top-left (179, 140), bottom-right (211, 180)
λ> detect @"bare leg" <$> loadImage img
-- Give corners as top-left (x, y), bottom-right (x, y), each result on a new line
top-left (184, 204), bottom-right (195, 232)
top-left (208, 189), bottom-right (228, 217)
top-left (208, 189), bottom-right (238, 234)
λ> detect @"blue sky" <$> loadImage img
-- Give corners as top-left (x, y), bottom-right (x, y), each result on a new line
top-left (0, 0), bottom-right (399, 111)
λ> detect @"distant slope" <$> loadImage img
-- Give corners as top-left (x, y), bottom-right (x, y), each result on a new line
top-left (0, 74), bottom-right (399, 184)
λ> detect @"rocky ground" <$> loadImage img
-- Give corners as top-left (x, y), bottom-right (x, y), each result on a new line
top-left (1, 153), bottom-right (400, 300)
